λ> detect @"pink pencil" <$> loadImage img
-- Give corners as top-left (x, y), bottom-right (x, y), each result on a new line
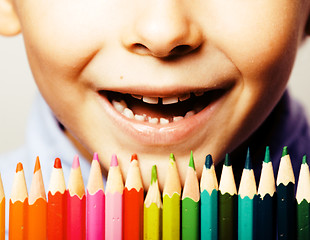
top-left (86, 153), bottom-right (105, 240)
top-left (67, 155), bottom-right (86, 240)
top-left (105, 154), bottom-right (124, 240)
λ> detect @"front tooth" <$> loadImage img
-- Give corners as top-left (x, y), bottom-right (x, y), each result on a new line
top-left (112, 100), bottom-right (127, 113)
top-left (148, 117), bottom-right (159, 124)
top-left (143, 96), bottom-right (158, 104)
top-left (132, 94), bottom-right (142, 100)
top-left (135, 114), bottom-right (145, 121)
top-left (162, 97), bottom-right (178, 105)
top-left (185, 110), bottom-right (195, 118)
top-left (173, 116), bottom-right (183, 122)
top-left (123, 108), bottom-right (134, 119)
top-left (179, 94), bottom-right (191, 102)
top-left (160, 118), bottom-right (169, 124)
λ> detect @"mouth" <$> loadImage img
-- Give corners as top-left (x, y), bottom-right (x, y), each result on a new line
top-left (97, 85), bottom-right (231, 145)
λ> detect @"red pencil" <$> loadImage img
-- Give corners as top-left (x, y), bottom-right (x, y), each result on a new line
top-left (47, 158), bottom-right (67, 239)
top-left (67, 155), bottom-right (86, 240)
top-left (124, 154), bottom-right (144, 240)
top-left (27, 156), bottom-right (47, 239)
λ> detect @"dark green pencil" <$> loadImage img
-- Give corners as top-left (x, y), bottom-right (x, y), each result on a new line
top-left (218, 154), bottom-right (238, 240)
top-left (296, 155), bottom-right (310, 240)
top-left (276, 146), bottom-right (296, 239)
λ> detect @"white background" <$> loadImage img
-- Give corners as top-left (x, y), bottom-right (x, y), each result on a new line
top-left (0, 35), bottom-right (310, 153)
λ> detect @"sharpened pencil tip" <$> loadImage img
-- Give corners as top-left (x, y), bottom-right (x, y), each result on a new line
top-left (151, 165), bottom-right (158, 184)
top-left (205, 154), bottom-right (213, 169)
top-left (170, 153), bottom-right (175, 162)
top-left (224, 153), bottom-right (231, 166)
top-left (131, 153), bottom-right (138, 162)
top-left (189, 151), bottom-right (195, 170)
top-left (264, 146), bottom-right (271, 163)
top-left (111, 154), bottom-right (118, 167)
top-left (34, 156), bottom-right (41, 173)
top-left (16, 162), bottom-right (23, 172)
top-left (93, 152), bottom-right (99, 161)
top-left (245, 148), bottom-right (252, 170)
top-left (282, 146), bottom-right (288, 157)
top-left (302, 155), bottom-right (307, 164)
top-left (54, 158), bottom-right (62, 169)
top-left (72, 155), bottom-right (80, 169)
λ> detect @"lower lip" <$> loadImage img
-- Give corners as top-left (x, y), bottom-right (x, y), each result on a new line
top-left (97, 93), bottom-right (221, 145)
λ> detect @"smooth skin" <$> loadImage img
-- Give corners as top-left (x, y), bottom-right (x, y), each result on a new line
top-left (0, 0), bottom-right (310, 189)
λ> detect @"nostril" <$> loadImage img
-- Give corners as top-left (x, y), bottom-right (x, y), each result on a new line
top-left (169, 45), bottom-right (192, 56)
top-left (130, 43), bottom-right (149, 55)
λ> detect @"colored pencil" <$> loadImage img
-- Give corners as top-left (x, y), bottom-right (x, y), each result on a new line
top-left (257, 146), bottom-right (276, 240)
top-left (238, 149), bottom-right (257, 240)
top-left (67, 155), bottom-right (86, 240)
top-left (27, 156), bottom-right (47, 239)
top-left (296, 155), bottom-right (310, 240)
top-left (9, 162), bottom-right (28, 240)
top-left (218, 153), bottom-right (237, 240)
top-left (86, 152), bottom-right (105, 240)
top-left (276, 146), bottom-right (296, 239)
top-left (144, 165), bottom-right (162, 240)
top-left (162, 153), bottom-right (181, 240)
top-left (47, 158), bottom-right (67, 240)
top-left (182, 151), bottom-right (200, 240)
top-left (0, 174), bottom-right (4, 240)
top-left (200, 154), bottom-right (218, 240)
top-left (124, 154), bottom-right (144, 240)
top-left (105, 154), bottom-right (124, 240)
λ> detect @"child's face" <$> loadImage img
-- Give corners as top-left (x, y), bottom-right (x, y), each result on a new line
top-left (8, 0), bottom-right (310, 187)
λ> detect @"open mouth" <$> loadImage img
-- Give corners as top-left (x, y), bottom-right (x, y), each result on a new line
top-left (99, 89), bottom-right (226, 125)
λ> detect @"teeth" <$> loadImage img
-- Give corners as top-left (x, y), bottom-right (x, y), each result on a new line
top-left (194, 91), bottom-right (204, 97)
top-left (162, 97), bottom-right (178, 105)
top-left (173, 116), bottom-right (183, 122)
top-left (185, 110), bottom-right (195, 118)
top-left (123, 108), bottom-right (134, 119)
top-left (179, 94), bottom-right (191, 102)
top-left (160, 118), bottom-right (169, 124)
top-left (112, 100), bottom-right (127, 113)
top-left (142, 96), bottom-right (159, 104)
top-left (148, 117), bottom-right (159, 124)
top-left (132, 94), bottom-right (142, 100)
top-left (134, 114), bottom-right (145, 121)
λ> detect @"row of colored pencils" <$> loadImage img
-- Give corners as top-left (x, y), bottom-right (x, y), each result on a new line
top-left (0, 146), bottom-right (309, 239)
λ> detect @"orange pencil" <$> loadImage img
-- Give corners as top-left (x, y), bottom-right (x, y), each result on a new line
top-left (27, 156), bottom-right (47, 239)
top-left (9, 163), bottom-right (28, 240)
top-left (0, 173), bottom-right (4, 240)
top-left (67, 155), bottom-right (86, 240)
top-left (124, 154), bottom-right (144, 240)
top-left (47, 158), bottom-right (67, 239)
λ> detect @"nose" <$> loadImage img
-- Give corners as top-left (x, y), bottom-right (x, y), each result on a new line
top-left (122, 0), bottom-right (204, 58)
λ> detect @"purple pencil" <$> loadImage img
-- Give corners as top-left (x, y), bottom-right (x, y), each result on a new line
top-left (86, 153), bottom-right (105, 240)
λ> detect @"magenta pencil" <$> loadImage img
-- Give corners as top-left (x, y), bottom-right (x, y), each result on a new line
top-left (67, 155), bottom-right (86, 240)
top-left (86, 153), bottom-right (105, 240)
top-left (105, 154), bottom-right (124, 240)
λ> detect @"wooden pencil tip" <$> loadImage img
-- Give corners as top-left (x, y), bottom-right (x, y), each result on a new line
top-left (111, 154), bottom-right (118, 166)
top-left (131, 153), bottom-right (138, 162)
top-left (264, 146), bottom-right (271, 163)
top-left (170, 153), bottom-right (175, 162)
top-left (72, 155), bottom-right (80, 169)
top-left (205, 154), bottom-right (213, 169)
top-left (16, 162), bottom-right (23, 172)
top-left (224, 153), bottom-right (231, 166)
top-left (245, 148), bottom-right (252, 170)
top-left (282, 146), bottom-right (288, 157)
top-left (34, 156), bottom-right (41, 173)
top-left (302, 155), bottom-right (307, 164)
top-left (189, 151), bottom-right (195, 170)
top-left (54, 158), bottom-right (62, 169)
top-left (151, 165), bottom-right (158, 184)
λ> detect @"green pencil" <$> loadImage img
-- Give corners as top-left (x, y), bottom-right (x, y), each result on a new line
top-left (200, 154), bottom-right (218, 240)
top-left (218, 154), bottom-right (237, 240)
top-left (238, 148), bottom-right (257, 240)
top-left (181, 151), bottom-right (200, 240)
top-left (276, 146), bottom-right (296, 239)
top-left (144, 165), bottom-right (162, 240)
top-left (257, 146), bottom-right (276, 240)
top-left (162, 153), bottom-right (181, 240)
top-left (296, 155), bottom-right (310, 240)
